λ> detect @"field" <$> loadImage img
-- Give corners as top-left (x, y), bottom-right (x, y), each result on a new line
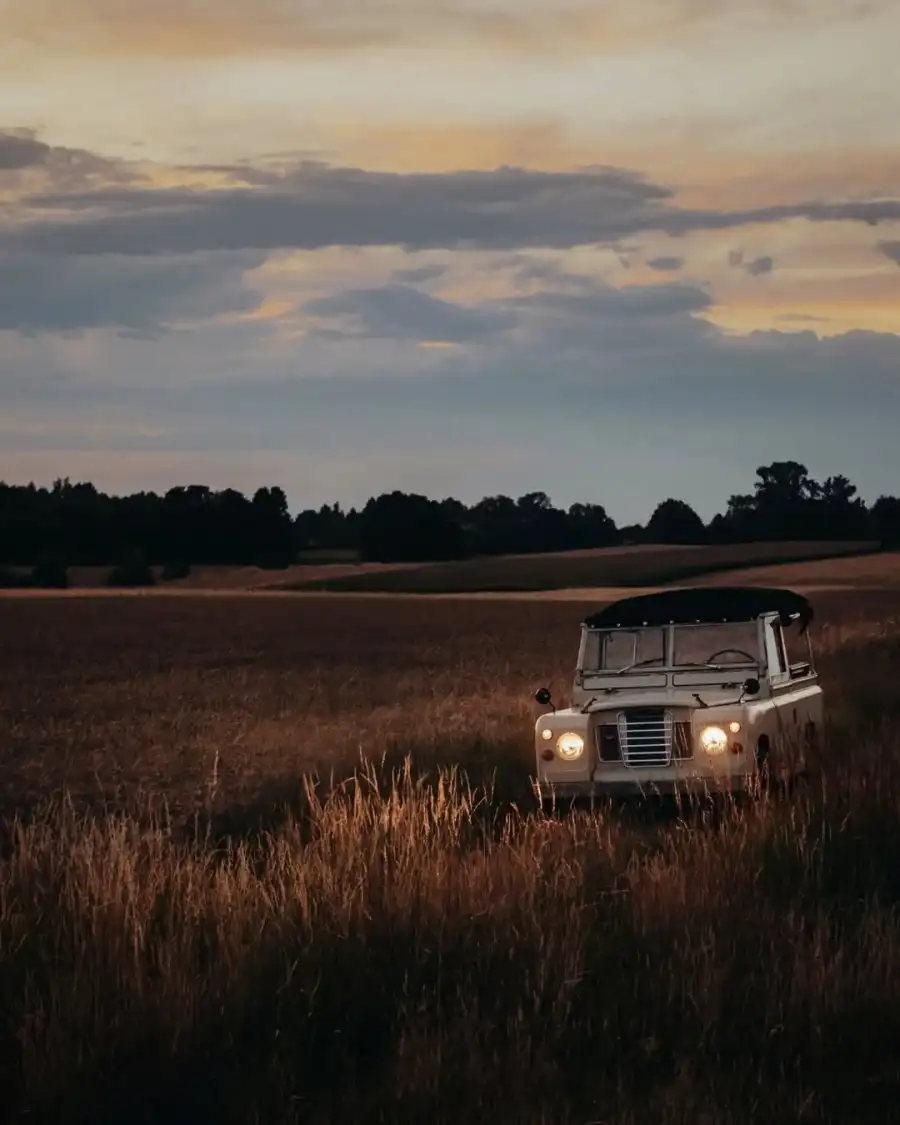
top-left (291, 540), bottom-right (879, 593)
top-left (45, 558), bottom-right (418, 590)
top-left (4, 540), bottom-right (880, 595)
top-left (2, 579), bottom-right (900, 1123)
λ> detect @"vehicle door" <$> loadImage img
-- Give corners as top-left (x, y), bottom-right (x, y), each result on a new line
top-left (764, 615), bottom-right (819, 772)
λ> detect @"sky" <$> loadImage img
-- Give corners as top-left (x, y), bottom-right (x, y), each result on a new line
top-left (1, 0), bottom-right (899, 524)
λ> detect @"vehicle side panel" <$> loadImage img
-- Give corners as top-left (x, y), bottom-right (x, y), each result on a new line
top-left (747, 678), bottom-right (822, 775)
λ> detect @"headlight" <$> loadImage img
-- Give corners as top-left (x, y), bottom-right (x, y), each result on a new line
top-left (540, 728), bottom-right (553, 741)
top-left (556, 732), bottom-right (585, 760)
top-left (699, 725), bottom-right (728, 755)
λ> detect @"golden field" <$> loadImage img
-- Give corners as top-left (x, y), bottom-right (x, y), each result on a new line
top-left (2, 577), bottom-right (900, 1123)
top-left (290, 540), bottom-right (879, 593)
top-left (8, 539), bottom-right (877, 594)
top-left (50, 558), bottom-right (420, 590)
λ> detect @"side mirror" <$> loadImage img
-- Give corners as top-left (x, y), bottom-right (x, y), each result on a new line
top-left (743, 677), bottom-right (760, 696)
top-left (534, 687), bottom-right (553, 706)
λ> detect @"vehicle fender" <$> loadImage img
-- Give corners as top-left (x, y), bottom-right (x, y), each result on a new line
top-left (534, 709), bottom-right (594, 780)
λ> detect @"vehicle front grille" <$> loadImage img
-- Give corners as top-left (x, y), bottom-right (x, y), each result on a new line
top-left (596, 723), bottom-right (621, 761)
top-left (617, 708), bottom-right (673, 768)
top-left (673, 721), bottom-right (693, 760)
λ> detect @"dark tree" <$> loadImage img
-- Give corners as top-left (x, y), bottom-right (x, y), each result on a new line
top-left (709, 462), bottom-right (872, 543)
top-left (0, 459), bottom-right (885, 569)
top-left (870, 496), bottom-right (900, 546)
top-left (296, 503), bottom-right (359, 552)
top-left (250, 486), bottom-right (294, 567)
top-left (468, 495), bottom-right (519, 555)
top-left (754, 460), bottom-right (815, 508)
top-left (646, 499), bottom-right (706, 544)
top-left (566, 503), bottom-right (619, 549)
top-left (817, 475), bottom-right (869, 539)
top-left (358, 492), bottom-right (468, 563)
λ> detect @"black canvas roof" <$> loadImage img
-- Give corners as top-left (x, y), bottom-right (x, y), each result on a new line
top-left (583, 586), bottom-right (813, 629)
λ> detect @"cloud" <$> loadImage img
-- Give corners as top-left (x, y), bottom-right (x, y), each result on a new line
top-left (391, 263), bottom-right (448, 284)
top-left (2, 205), bottom-right (898, 520)
top-left (490, 280), bottom-right (716, 359)
top-left (0, 1), bottom-right (648, 59)
top-left (332, 122), bottom-right (900, 215)
top-left (304, 284), bottom-right (517, 343)
top-left (0, 250), bottom-right (264, 334)
top-left (4, 301), bottom-right (898, 521)
top-left (879, 240), bottom-right (900, 265)
top-left (0, 130), bottom-right (51, 171)
top-left (745, 254), bottom-right (774, 275)
top-left (508, 281), bottom-right (712, 319)
top-left (0, 129), bottom-right (142, 195)
top-left (508, 257), bottom-right (600, 291)
top-left (776, 312), bottom-right (831, 323)
top-left (5, 165), bottom-right (669, 254)
top-left (7, 0), bottom-right (870, 61)
top-left (729, 250), bottom-right (775, 275)
top-left (2, 137), bottom-right (898, 340)
top-left (646, 255), bottom-right (684, 271)
top-left (298, 268), bottom-right (715, 351)
top-left (8, 158), bottom-right (900, 258)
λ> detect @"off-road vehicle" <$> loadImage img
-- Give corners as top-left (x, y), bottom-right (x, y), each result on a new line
top-left (533, 586), bottom-right (822, 804)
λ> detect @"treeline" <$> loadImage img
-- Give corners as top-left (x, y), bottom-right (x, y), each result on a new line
top-left (1, 462), bottom-right (898, 584)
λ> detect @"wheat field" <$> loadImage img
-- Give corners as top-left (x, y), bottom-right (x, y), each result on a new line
top-left (292, 540), bottom-right (878, 593)
top-left (2, 587), bottom-right (900, 1123)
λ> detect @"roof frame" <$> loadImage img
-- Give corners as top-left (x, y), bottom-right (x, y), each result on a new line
top-left (583, 586), bottom-right (814, 630)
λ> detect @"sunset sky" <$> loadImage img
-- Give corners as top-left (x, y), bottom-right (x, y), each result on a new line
top-left (2, 0), bottom-right (899, 521)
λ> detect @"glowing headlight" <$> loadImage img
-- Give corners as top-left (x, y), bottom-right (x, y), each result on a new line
top-left (700, 725), bottom-right (728, 755)
top-left (728, 721), bottom-right (742, 734)
top-left (556, 732), bottom-right (585, 760)
top-left (540, 728), bottom-right (553, 741)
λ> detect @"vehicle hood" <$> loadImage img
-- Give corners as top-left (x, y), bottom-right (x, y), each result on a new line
top-left (574, 687), bottom-right (748, 712)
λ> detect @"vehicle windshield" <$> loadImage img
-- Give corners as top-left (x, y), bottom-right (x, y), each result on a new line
top-left (671, 622), bottom-right (760, 666)
top-left (583, 620), bottom-right (760, 671)
top-left (583, 627), bottom-right (666, 671)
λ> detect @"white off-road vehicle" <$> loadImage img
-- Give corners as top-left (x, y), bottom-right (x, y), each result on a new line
top-left (533, 586), bottom-right (822, 805)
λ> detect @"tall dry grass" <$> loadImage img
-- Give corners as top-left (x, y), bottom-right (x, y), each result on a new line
top-left (2, 592), bottom-right (900, 1122)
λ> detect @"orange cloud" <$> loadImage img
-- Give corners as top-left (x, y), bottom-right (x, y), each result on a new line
top-left (664, 149), bottom-right (900, 212)
top-left (331, 119), bottom-right (900, 211)
top-left (4, 0), bottom-right (864, 61)
top-left (4, 1), bottom-right (379, 59)
top-left (704, 266), bottom-right (900, 337)
top-left (334, 120), bottom-right (585, 175)
top-left (218, 299), bottom-right (296, 325)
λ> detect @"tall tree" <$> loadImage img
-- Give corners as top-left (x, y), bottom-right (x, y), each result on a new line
top-left (646, 499), bottom-right (706, 544)
top-left (870, 495), bottom-right (900, 546)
